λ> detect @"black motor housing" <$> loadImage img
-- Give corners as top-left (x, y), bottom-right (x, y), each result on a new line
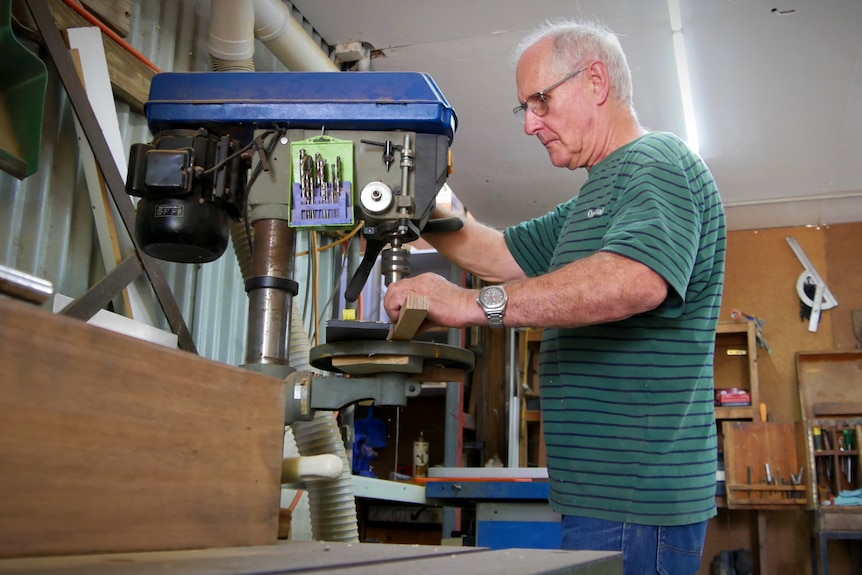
top-left (126, 129), bottom-right (247, 264)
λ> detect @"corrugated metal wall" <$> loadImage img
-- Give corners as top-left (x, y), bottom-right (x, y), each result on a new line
top-left (0, 0), bottom-right (337, 365)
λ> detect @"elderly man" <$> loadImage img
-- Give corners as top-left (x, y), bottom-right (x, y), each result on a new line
top-left (384, 19), bottom-right (726, 575)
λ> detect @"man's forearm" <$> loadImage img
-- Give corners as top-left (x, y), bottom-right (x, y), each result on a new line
top-left (422, 207), bottom-right (526, 282)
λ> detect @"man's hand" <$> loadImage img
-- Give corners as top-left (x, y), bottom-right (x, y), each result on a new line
top-left (383, 273), bottom-right (479, 331)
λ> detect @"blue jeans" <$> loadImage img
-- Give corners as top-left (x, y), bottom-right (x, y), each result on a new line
top-left (560, 515), bottom-right (708, 575)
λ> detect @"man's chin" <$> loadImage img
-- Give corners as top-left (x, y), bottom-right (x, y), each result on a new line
top-left (546, 151), bottom-right (570, 168)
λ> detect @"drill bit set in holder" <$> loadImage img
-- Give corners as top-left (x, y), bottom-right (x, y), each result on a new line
top-left (290, 135), bottom-right (354, 229)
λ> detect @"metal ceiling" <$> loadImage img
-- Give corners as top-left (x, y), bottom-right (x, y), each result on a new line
top-left (292, 0), bottom-right (862, 232)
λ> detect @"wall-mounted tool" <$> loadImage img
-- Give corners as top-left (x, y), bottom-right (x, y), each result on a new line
top-left (786, 236), bottom-right (838, 332)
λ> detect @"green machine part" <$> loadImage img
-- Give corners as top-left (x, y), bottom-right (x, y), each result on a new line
top-left (0, 0), bottom-right (47, 180)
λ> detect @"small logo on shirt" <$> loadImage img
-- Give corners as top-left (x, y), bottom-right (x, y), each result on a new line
top-left (586, 207), bottom-right (605, 218)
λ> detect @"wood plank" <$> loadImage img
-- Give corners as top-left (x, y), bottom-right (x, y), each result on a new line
top-left (45, 0), bottom-right (154, 113)
top-left (332, 354), bottom-right (412, 367)
top-left (0, 298), bottom-right (286, 558)
top-left (81, 0), bottom-right (133, 38)
top-left (388, 293), bottom-right (430, 341)
top-left (329, 353), bottom-right (423, 376)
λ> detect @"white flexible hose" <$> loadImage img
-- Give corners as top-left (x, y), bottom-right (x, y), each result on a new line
top-left (288, 299), bottom-right (359, 542)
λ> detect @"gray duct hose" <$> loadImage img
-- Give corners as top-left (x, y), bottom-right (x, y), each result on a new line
top-left (230, 223), bottom-right (359, 542)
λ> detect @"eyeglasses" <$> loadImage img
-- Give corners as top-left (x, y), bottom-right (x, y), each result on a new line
top-left (513, 66), bottom-right (588, 123)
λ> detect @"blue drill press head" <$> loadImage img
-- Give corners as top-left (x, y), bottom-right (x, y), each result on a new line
top-left (126, 71), bottom-right (458, 266)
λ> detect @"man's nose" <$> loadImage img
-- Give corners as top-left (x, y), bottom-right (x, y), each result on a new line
top-left (524, 110), bottom-right (542, 135)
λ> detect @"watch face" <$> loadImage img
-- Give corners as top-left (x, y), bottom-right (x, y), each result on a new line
top-left (481, 286), bottom-right (506, 307)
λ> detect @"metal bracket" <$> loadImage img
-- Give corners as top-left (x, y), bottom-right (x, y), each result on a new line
top-left (24, 0), bottom-right (197, 353)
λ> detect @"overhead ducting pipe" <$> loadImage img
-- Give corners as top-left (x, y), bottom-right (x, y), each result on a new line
top-left (210, 0), bottom-right (355, 542)
top-left (209, 0), bottom-right (256, 71)
top-left (252, 0), bottom-right (338, 71)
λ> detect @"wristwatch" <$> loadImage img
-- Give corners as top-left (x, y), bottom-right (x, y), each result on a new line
top-left (477, 285), bottom-right (508, 328)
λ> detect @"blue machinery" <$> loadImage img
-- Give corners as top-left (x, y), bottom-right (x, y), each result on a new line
top-left (425, 475), bottom-right (562, 550)
top-left (126, 71), bottom-right (472, 416)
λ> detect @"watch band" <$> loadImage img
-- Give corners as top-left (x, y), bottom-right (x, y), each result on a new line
top-left (477, 285), bottom-right (508, 329)
top-left (486, 310), bottom-right (505, 329)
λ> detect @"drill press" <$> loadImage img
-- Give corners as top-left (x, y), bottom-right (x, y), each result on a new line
top-left (125, 71), bottom-right (473, 419)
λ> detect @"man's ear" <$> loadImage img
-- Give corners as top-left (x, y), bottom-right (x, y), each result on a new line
top-left (589, 61), bottom-right (610, 105)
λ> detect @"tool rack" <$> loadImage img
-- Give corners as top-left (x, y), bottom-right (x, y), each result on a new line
top-left (723, 421), bottom-right (808, 508)
top-left (809, 420), bottom-right (861, 508)
top-left (797, 350), bottom-right (862, 575)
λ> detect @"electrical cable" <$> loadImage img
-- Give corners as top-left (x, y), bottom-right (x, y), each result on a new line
top-left (316, 220), bottom-right (365, 252)
top-left (201, 130), bottom-right (276, 176)
top-left (312, 230), bottom-right (320, 346)
top-left (301, 230), bottom-right (315, 338)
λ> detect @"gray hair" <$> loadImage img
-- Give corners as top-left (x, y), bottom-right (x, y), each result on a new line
top-left (511, 19), bottom-right (634, 106)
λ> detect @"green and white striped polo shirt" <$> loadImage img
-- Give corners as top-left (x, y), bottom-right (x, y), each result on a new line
top-left (505, 131), bottom-right (726, 526)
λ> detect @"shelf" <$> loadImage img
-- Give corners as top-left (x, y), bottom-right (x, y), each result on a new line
top-left (716, 321), bottom-right (753, 334)
top-left (524, 410), bottom-right (542, 423)
top-left (716, 406), bottom-right (754, 420)
top-left (714, 320), bottom-right (760, 423)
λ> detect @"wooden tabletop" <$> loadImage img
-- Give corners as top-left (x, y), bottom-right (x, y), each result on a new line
top-left (0, 541), bottom-right (622, 575)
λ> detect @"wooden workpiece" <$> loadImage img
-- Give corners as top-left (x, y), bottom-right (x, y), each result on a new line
top-left (388, 293), bottom-right (430, 341)
top-left (0, 298), bottom-right (286, 558)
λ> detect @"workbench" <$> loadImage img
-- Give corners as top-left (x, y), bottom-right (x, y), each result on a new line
top-left (423, 468), bottom-right (562, 550)
top-left (0, 541), bottom-right (622, 575)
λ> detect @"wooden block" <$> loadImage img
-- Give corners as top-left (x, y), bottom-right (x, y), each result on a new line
top-left (388, 294), bottom-right (430, 341)
top-left (330, 354), bottom-right (423, 375)
top-left (332, 354), bottom-right (412, 368)
top-left (0, 298), bottom-right (286, 558)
